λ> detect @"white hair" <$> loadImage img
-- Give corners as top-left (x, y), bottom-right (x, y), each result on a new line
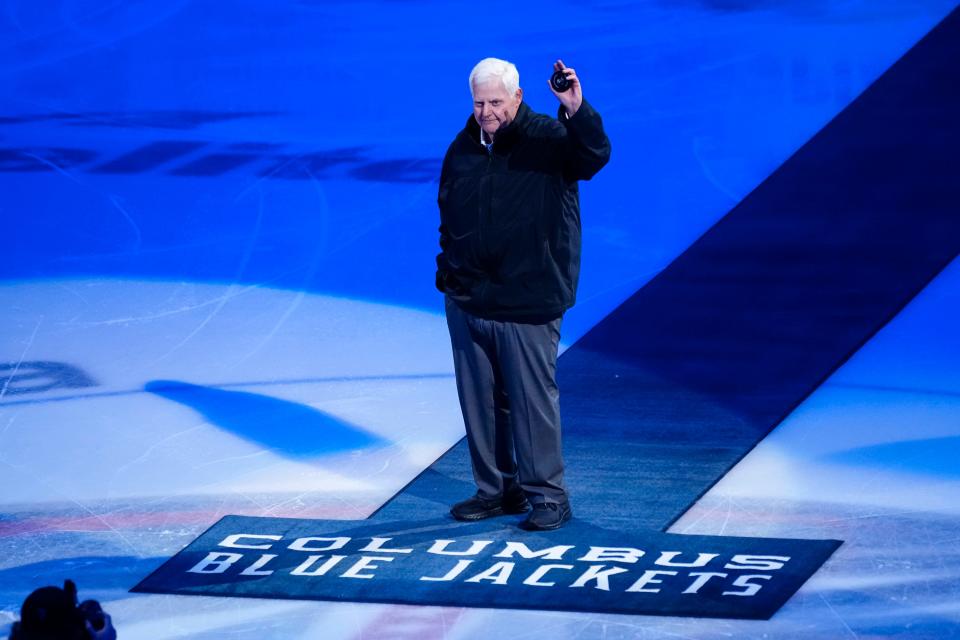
top-left (469, 57), bottom-right (520, 97)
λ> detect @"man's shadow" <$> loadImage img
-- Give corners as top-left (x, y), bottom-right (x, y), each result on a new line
top-left (145, 380), bottom-right (383, 458)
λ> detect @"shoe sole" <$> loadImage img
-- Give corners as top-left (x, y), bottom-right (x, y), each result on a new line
top-left (450, 506), bottom-right (504, 521)
top-left (450, 502), bottom-right (530, 522)
top-left (519, 509), bottom-right (572, 531)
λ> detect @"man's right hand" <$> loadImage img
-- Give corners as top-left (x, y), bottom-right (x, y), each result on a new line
top-left (547, 59), bottom-right (583, 117)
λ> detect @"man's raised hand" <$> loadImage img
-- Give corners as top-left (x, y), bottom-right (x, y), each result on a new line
top-left (548, 59), bottom-right (583, 117)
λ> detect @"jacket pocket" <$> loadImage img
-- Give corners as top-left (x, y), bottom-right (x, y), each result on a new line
top-left (441, 176), bottom-right (481, 239)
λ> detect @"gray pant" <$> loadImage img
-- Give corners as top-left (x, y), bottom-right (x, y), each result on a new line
top-left (445, 296), bottom-right (567, 505)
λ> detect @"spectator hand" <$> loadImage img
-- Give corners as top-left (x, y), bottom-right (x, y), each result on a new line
top-left (85, 613), bottom-right (117, 640)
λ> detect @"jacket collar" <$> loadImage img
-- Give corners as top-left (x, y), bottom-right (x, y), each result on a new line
top-left (464, 101), bottom-right (531, 153)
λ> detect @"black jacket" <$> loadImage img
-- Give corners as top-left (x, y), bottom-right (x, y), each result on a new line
top-left (435, 99), bottom-right (611, 322)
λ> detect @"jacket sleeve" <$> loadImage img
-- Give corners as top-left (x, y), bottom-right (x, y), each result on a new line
top-left (435, 149), bottom-right (453, 292)
top-left (435, 224), bottom-right (451, 292)
top-left (558, 98), bottom-right (611, 181)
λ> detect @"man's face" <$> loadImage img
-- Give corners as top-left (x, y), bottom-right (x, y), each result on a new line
top-left (472, 80), bottom-right (522, 139)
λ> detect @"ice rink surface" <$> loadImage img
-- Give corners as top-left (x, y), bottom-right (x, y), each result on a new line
top-left (2, 1), bottom-right (959, 637)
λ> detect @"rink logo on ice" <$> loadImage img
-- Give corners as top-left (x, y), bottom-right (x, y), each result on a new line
top-left (133, 515), bottom-right (841, 619)
top-left (0, 143), bottom-right (440, 183)
top-left (0, 361), bottom-right (97, 396)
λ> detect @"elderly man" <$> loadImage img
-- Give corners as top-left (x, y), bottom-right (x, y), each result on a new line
top-left (436, 57), bottom-right (611, 530)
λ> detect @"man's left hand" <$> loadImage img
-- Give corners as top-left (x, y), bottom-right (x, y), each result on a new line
top-left (548, 59), bottom-right (583, 118)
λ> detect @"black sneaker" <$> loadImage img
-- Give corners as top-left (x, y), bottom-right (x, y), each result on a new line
top-left (450, 491), bottom-right (530, 521)
top-left (520, 501), bottom-right (572, 531)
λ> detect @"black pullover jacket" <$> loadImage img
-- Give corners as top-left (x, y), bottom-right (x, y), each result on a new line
top-left (435, 98), bottom-right (611, 322)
